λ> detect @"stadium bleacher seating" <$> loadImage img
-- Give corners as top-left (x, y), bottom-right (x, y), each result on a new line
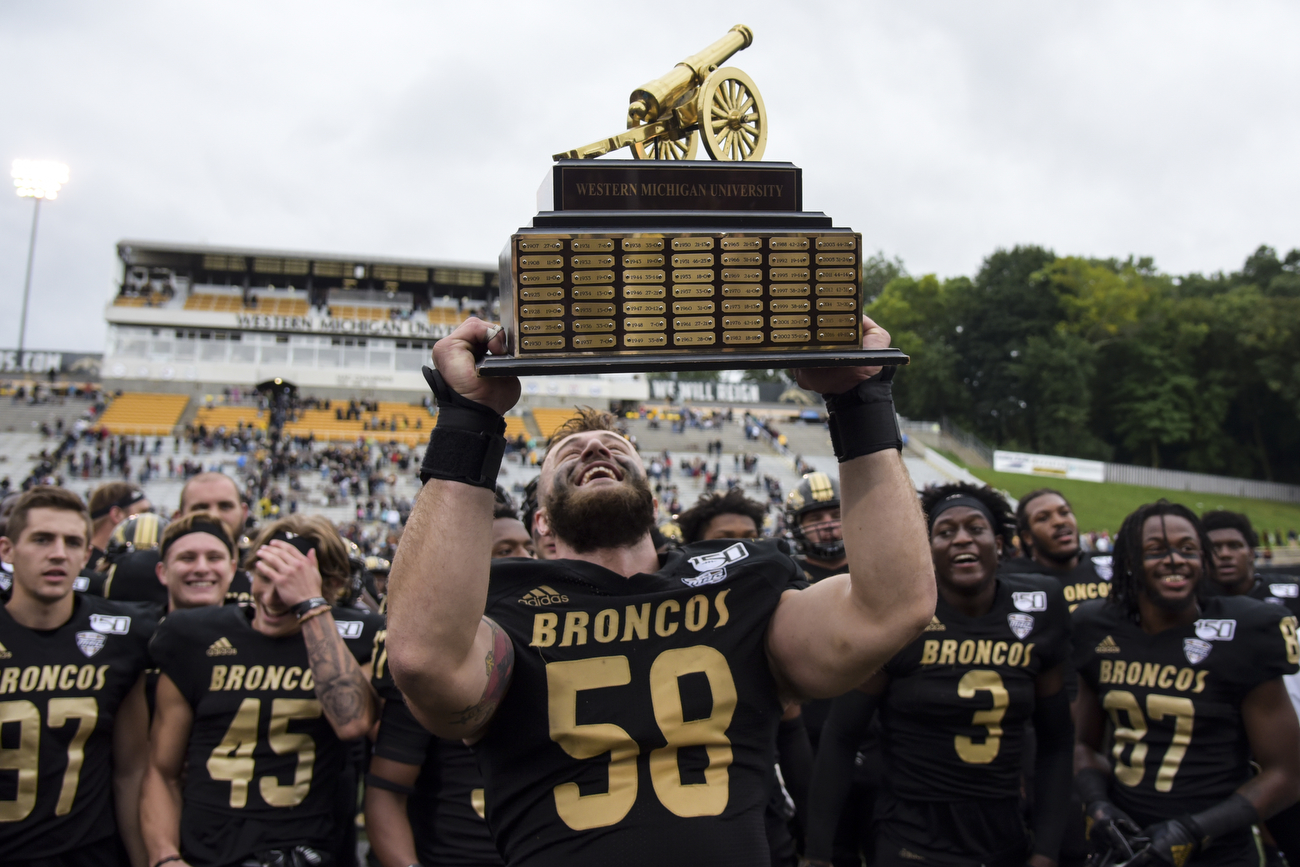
top-left (529, 407), bottom-right (580, 440)
top-left (96, 393), bottom-right (191, 436)
top-left (503, 416), bottom-right (529, 440)
top-left (183, 292), bottom-right (309, 316)
top-left (328, 305), bottom-right (388, 322)
top-left (280, 401), bottom-right (430, 445)
top-left (427, 307), bottom-right (463, 327)
top-left (192, 405), bottom-right (268, 431)
top-left (113, 293), bottom-right (169, 307)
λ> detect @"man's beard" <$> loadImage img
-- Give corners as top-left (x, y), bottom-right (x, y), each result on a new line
top-left (1035, 536), bottom-right (1080, 566)
top-left (543, 470), bottom-right (655, 554)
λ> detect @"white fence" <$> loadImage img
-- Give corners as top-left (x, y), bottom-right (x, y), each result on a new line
top-left (1102, 463), bottom-right (1300, 504)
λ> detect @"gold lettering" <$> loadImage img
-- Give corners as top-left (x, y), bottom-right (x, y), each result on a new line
top-left (1098, 583), bottom-right (1110, 597)
top-left (921, 640), bottom-right (939, 665)
top-left (58, 665), bottom-right (78, 691)
top-left (284, 667), bottom-right (302, 691)
top-left (38, 666), bottom-right (59, 692)
top-left (594, 610), bottom-right (619, 643)
top-left (76, 665), bottom-right (95, 690)
top-left (1175, 668), bottom-right (1194, 691)
top-left (1157, 665), bottom-right (1176, 689)
top-left (1007, 643), bottom-right (1024, 667)
top-left (301, 669), bottom-right (314, 691)
top-left (957, 640), bottom-right (976, 664)
top-left (975, 640), bottom-right (992, 665)
top-left (714, 590), bottom-right (730, 628)
top-left (0, 667), bottom-right (18, 694)
top-left (226, 665), bottom-right (246, 691)
top-left (991, 642), bottom-right (1008, 665)
top-left (939, 640), bottom-right (958, 665)
top-left (1194, 671), bottom-right (1208, 693)
top-left (1126, 662), bottom-right (1142, 686)
top-left (1100, 660), bottom-right (1113, 683)
top-left (1139, 663), bottom-right (1160, 688)
top-left (1112, 660), bottom-right (1127, 683)
top-left (1024, 644), bottom-right (1034, 668)
top-left (561, 612), bottom-right (589, 647)
top-left (532, 613), bottom-right (559, 647)
top-left (655, 600), bottom-right (680, 637)
top-left (94, 665), bottom-right (108, 691)
top-left (244, 666), bottom-right (264, 690)
top-left (684, 596), bottom-right (709, 632)
top-left (19, 666), bottom-right (39, 692)
top-left (210, 665), bottom-right (228, 691)
top-left (1064, 585), bottom-right (1076, 602)
top-left (623, 604), bottom-right (650, 641)
top-left (263, 666), bottom-right (285, 691)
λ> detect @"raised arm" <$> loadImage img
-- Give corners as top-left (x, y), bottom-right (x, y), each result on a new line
top-left (387, 319), bottom-right (520, 739)
top-left (766, 316), bottom-right (935, 698)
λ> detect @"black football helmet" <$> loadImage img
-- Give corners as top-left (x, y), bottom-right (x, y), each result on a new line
top-left (784, 472), bottom-right (843, 561)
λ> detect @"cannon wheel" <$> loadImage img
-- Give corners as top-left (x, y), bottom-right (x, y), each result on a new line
top-left (698, 67), bottom-right (767, 161)
top-left (629, 123), bottom-right (698, 160)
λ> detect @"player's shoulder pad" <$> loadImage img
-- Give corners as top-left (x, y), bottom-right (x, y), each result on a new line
top-left (673, 537), bottom-right (803, 590)
top-left (1002, 571), bottom-right (1071, 621)
top-left (1069, 597), bottom-right (1113, 631)
top-left (486, 556), bottom-right (571, 602)
top-left (1206, 592), bottom-right (1291, 627)
top-left (82, 593), bottom-right (160, 639)
top-left (331, 607), bottom-right (384, 641)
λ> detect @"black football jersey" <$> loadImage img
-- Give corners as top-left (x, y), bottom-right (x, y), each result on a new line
top-left (1242, 576), bottom-right (1300, 619)
top-left (0, 594), bottom-right (155, 859)
top-left (474, 539), bottom-right (805, 867)
top-left (150, 604), bottom-right (383, 867)
top-left (371, 632), bottom-right (502, 866)
top-left (877, 574), bottom-right (1071, 801)
top-left (224, 569), bottom-right (254, 607)
top-left (1000, 554), bottom-right (1114, 613)
top-left (1073, 595), bottom-right (1299, 857)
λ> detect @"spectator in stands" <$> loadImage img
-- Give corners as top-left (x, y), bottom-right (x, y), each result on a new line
top-left (87, 481), bottom-right (153, 565)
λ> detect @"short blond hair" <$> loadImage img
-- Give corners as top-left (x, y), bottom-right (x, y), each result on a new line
top-left (244, 515), bottom-right (351, 601)
top-left (546, 407), bottom-right (624, 454)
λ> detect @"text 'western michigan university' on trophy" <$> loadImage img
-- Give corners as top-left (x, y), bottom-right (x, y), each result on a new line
top-left (479, 25), bottom-right (909, 376)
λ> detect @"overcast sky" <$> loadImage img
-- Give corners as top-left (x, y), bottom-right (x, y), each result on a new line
top-left (2, 1), bottom-right (1298, 352)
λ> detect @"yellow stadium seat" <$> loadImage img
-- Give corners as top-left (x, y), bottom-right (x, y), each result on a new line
top-left (97, 393), bottom-right (191, 436)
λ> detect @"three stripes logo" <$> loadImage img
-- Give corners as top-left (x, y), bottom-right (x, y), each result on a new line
top-left (923, 616), bottom-right (946, 632)
top-left (0, 641), bottom-right (10, 660)
top-left (1095, 635), bottom-right (1121, 654)
top-left (205, 637), bottom-right (238, 657)
top-left (517, 585), bottom-right (569, 607)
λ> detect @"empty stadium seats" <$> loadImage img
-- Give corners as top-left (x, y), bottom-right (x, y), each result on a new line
top-left (280, 401), bottom-right (430, 445)
top-left (529, 407), bottom-right (580, 439)
top-left (183, 292), bottom-right (309, 316)
top-left (328, 305), bottom-right (389, 322)
top-left (191, 406), bottom-right (268, 431)
top-left (97, 393), bottom-right (190, 436)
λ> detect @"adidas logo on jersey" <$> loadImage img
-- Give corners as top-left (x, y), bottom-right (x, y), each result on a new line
top-left (518, 586), bottom-right (569, 607)
top-left (1095, 635), bottom-right (1121, 654)
top-left (0, 641), bottom-right (11, 660)
top-left (206, 637), bottom-right (238, 657)
top-left (923, 616), bottom-right (946, 632)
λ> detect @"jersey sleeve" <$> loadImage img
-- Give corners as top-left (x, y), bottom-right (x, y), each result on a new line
top-left (1037, 581), bottom-right (1073, 671)
top-left (148, 611), bottom-right (207, 707)
top-left (373, 695), bottom-right (435, 767)
top-left (1069, 601), bottom-right (1107, 689)
top-left (370, 629), bottom-right (401, 701)
top-left (1230, 604), bottom-right (1300, 690)
top-left (332, 608), bottom-right (385, 665)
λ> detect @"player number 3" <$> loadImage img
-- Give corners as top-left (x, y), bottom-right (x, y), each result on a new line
top-left (546, 646), bottom-right (738, 831)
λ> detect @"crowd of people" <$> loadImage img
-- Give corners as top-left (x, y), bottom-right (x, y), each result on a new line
top-left (1, 318), bottom-right (1298, 867)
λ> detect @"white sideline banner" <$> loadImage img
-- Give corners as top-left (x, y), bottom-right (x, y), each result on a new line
top-left (994, 450), bottom-right (1105, 483)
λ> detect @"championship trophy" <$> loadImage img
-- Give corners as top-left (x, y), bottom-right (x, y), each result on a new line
top-left (479, 24), bottom-right (909, 376)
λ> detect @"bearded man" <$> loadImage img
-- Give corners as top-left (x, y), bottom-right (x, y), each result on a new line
top-left (387, 315), bottom-right (935, 867)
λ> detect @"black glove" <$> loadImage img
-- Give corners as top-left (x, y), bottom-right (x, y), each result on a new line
top-left (1085, 799), bottom-right (1143, 847)
top-left (1129, 818), bottom-right (1199, 867)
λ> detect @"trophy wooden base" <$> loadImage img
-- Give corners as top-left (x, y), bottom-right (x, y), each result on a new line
top-left (477, 348), bottom-right (908, 377)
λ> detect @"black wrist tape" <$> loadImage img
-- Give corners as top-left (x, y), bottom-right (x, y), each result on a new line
top-left (1075, 767), bottom-right (1110, 806)
top-left (365, 772), bottom-right (416, 796)
top-left (823, 368), bottom-right (902, 463)
top-left (419, 366), bottom-right (507, 489)
top-left (292, 597), bottom-right (329, 619)
top-left (1187, 793), bottom-right (1258, 847)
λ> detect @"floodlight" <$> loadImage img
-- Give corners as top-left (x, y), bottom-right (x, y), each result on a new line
top-left (12, 159), bottom-right (70, 200)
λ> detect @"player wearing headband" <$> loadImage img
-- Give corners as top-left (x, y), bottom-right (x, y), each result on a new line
top-left (141, 516), bottom-right (382, 867)
top-left (1073, 501), bottom-right (1300, 867)
top-left (0, 486), bottom-right (155, 867)
top-left (87, 482), bottom-right (153, 569)
top-left (153, 514), bottom-right (238, 613)
top-left (807, 483), bottom-right (1075, 867)
top-left (177, 472), bottom-right (253, 607)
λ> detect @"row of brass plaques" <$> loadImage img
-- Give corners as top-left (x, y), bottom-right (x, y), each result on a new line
top-left (509, 233), bottom-right (862, 354)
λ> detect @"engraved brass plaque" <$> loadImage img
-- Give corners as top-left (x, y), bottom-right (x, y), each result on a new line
top-left (672, 285), bottom-right (714, 298)
top-left (623, 269), bottom-right (666, 283)
top-left (624, 286), bottom-right (667, 299)
top-left (815, 252), bottom-right (856, 266)
top-left (673, 316), bottom-right (714, 330)
top-left (520, 255), bottom-right (563, 269)
top-left (519, 287), bottom-right (564, 301)
top-left (770, 315), bottom-right (811, 329)
top-left (622, 238), bottom-right (664, 251)
top-left (672, 300), bottom-right (715, 314)
top-left (671, 237), bottom-right (715, 251)
top-left (722, 299), bottom-right (763, 313)
top-left (817, 314), bottom-right (858, 327)
top-left (519, 320), bottom-right (564, 334)
top-left (571, 270), bottom-right (615, 285)
top-left (769, 252), bottom-right (809, 266)
top-left (816, 268), bottom-right (856, 282)
top-left (519, 271), bottom-right (564, 285)
top-left (769, 237), bottom-right (809, 251)
top-left (770, 284), bottom-right (809, 297)
top-left (624, 301), bottom-right (667, 315)
top-left (521, 335), bottom-right (566, 350)
top-left (723, 316), bottom-right (764, 329)
top-left (722, 269), bottom-right (762, 282)
top-left (724, 331), bottom-right (764, 345)
top-left (572, 255), bottom-right (614, 268)
top-left (572, 319), bottom-right (615, 333)
top-left (816, 298), bottom-right (857, 311)
top-left (520, 304), bottom-right (564, 318)
top-left (816, 237), bottom-right (856, 251)
top-left (721, 237), bottom-right (762, 250)
top-left (772, 330), bottom-right (811, 343)
top-left (624, 333), bottom-right (667, 347)
top-left (770, 299), bottom-right (811, 312)
top-left (770, 268), bottom-right (810, 281)
top-left (623, 253), bottom-right (665, 268)
top-left (672, 269), bottom-right (715, 283)
top-left (572, 303), bottom-right (615, 317)
top-left (721, 252), bottom-right (763, 266)
top-left (818, 329), bottom-right (858, 342)
top-left (519, 239), bottom-right (564, 252)
top-left (574, 334), bottom-right (617, 349)
top-left (671, 253), bottom-right (714, 267)
top-left (625, 317), bottom-right (667, 331)
top-left (674, 332), bottom-right (716, 346)
top-left (815, 283), bottom-right (857, 296)
top-left (721, 284), bottom-right (762, 296)
top-left (571, 238), bottom-right (614, 252)
top-left (572, 286), bottom-right (615, 300)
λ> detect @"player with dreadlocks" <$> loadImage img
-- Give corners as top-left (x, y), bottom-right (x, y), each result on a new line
top-left (1072, 501), bottom-right (1300, 867)
top-left (807, 482), bottom-right (1075, 867)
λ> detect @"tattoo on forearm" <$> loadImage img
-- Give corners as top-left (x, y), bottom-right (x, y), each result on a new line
top-left (302, 615), bottom-right (376, 729)
top-left (448, 617), bottom-right (514, 731)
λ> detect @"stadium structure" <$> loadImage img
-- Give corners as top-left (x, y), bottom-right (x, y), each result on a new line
top-left (102, 240), bottom-right (648, 404)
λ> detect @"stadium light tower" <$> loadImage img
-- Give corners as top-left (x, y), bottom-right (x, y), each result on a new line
top-left (11, 159), bottom-right (70, 357)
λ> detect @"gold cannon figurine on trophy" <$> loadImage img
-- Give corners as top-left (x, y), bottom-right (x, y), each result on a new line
top-left (553, 24), bottom-right (767, 162)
